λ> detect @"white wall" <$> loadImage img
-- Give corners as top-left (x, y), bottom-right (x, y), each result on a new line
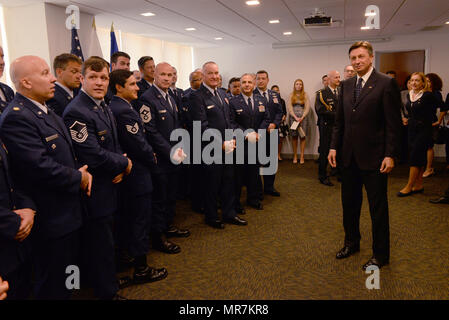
top-left (194, 30), bottom-right (449, 157)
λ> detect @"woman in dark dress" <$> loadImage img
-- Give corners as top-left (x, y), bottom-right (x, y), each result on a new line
top-left (398, 72), bottom-right (438, 197)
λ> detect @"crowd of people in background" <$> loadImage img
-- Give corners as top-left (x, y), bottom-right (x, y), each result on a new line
top-left (0, 39), bottom-right (448, 301)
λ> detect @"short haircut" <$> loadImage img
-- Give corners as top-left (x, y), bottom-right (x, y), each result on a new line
top-left (386, 70), bottom-right (396, 76)
top-left (425, 73), bottom-right (443, 91)
top-left (82, 56), bottom-right (110, 76)
top-left (322, 74), bottom-right (328, 80)
top-left (348, 41), bottom-right (374, 56)
top-left (189, 70), bottom-right (201, 82)
top-left (53, 53), bottom-right (82, 73)
top-left (271, 85), bottom-right (279, 90)
top-left (138, 56), bottom-right (153, 69)
top-left (202, 61), bottom-right (217, 72)
top-left (228, 77), bottom-right (240, 86)
top-left (111, 51), bottom-right (130, 64)
top-left (109, 69), bottom-right (133, 94)
top-left (256, 70), bottom-right (268, 77)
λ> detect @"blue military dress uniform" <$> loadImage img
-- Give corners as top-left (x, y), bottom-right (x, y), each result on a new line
top-left (188, 83), bottom-right (237, 224)
top-left (46, 83), bottom-right (79, 117)
top-left (0, 93), bottom-right (84, 299)
top-left (254, 88), bottom-right (282, 195)
top-left (63, 90), bottom-right (129, 299)
top-left (229, 93), bottom-right (270, 208)
top-left (0, 82), bottom-right (15, 114)
top-left (0, 138), bottom-right (36, 299)
top-left (109, 95), bottom-right (155, 260)
top-left (136, 85), bottom-right (181, 238)
top-left (137, 79), bottom-right (152, 98)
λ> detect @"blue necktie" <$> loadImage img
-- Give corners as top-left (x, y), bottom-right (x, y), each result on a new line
top-left (354, 77), bottom-right (363, 102)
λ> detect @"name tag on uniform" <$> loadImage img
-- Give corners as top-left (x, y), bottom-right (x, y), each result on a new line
top-left (98, 130), bottom-right (108, 136)
top-left (236, 109), bottom-right (243, 113)
top-left (273, 98), bottom-right (279, 104)
top-left (158, 109), bottom-right (167, 113)
top-left (207, 105), bottom-right (215, 109)
top-left (259, 105), bottom-right (265, 112)
top-left (45, 134), bottom-right (59, 142)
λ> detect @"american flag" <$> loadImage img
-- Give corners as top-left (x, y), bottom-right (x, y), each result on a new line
top-left (71, 27), bottom-right (84, 61)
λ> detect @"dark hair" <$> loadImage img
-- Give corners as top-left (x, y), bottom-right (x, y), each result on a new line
top-left (386, 70), bottom-right (396, 76)
top-left (109, 70), bottom-right (133, 94)
top-left (403, 74), bottom-right (412, 89)
top-left (348, 41), bottom-right (374, 56)
top-left (138, 56), bottom-right (153, 69)
top-left (111, 51), bottom-right (130, 64)
top-left (425, 73), bottom-right (443, 91)
top-left (271, 85), bottom-right (279, 90)
top-left (322, 75), bottom-right (328, 80)
top-left (256, 70), bottom-right (269, 77)
top-left (53, 53), bottom-right (82, 73)
top-left (228, 77), bottom-right (240, 86)
top-left (82, 56), bottom-right (109, 76)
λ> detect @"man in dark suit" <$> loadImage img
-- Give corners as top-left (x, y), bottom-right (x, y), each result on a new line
top-left (136, 62), bottom-right (190, 254)
top-left (0, 137), bottom-right (36, 300)
top-left (254, 70), bottom-right (282, 197)
top-left (315, 70), bottom-right (340, 186)
top-left (328, 41), bottom-right (401, 270)
top-left (229, 73), bottom-right (270, 212)
top-left (108, 70), bottom-right (168, 284)
top-left (0, 46), bottom-right (14, 113)
top-left (0, 55), bottom-right (92, 299)
top-left (189, 61), bottom-right (247, 229)
top-left (64, 56), bottom-right (132, 299)
top-left (136, 56), bottom-right (155, 98)
top-left (105, 51), bottom-right (130, 104)
top-left (46, 53), bottom-right (82, 116)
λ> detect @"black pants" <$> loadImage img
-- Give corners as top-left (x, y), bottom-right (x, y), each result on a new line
top-left (81, 216), bottom-right (118, 299)
top-left (235, 163), bottom-right (260, 207)
top-left (318, 123), bottom-right (333, 180)
top-left (190, 164), bottom-right (204, 211)
top-left (203, 164), bottom-right (236, 222)
top-left (3, 261), bottom-right (31, 300)
top-left (152, 171), bottom-right (177, 233)
top-left (32, 229), bottom-right (80, 300)
top-left (341, 158), bottom-right (390, 262)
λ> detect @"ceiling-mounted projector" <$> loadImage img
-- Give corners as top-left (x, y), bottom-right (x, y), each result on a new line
top-left (303, 8), bottom-right (332, 27)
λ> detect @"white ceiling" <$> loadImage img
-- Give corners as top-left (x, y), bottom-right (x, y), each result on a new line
top-left (1, 0), bottom-right (448, 48)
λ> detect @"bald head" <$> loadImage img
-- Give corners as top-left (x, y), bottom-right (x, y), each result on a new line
top-left (327, 70), bottom-right (341, 89)
top-left (189, 70), bottom-right (202, 89)
top-left (10, 55), bottom-right (56, 103)
top-left (154, 62), bottom-right (173, 91)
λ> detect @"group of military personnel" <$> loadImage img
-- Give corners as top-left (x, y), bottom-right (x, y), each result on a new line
top-left (0, 48), bottom-right (285, 300)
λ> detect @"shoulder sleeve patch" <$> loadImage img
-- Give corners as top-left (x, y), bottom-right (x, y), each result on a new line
top-left (140, 105), bottom-right (151, 123)
top-left (69, 121), bottom-right (88, 143)
top-left (126, 122), bottom-right (139, 135)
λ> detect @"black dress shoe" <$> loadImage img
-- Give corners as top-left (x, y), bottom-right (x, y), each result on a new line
top-left (320, 178), bottom-right (334, 186)
top-left (336, 245), bottom-right (360, 259)
top-left (133, 266), bottom-right (168, 284)
top-left (236, 206), bottom-right (246, 215)
top-left (118, 276), bottom-right (133, 289)
top-left (429, 196), bottom-right (449, 204)
top-left (223, 216), bottom-right (248, 226)
top-left (248, 202), bottom-right (263, 210)
top-left (206, 219), bottom-right (225, 229)
top-left (264, 189), bottom-right (280, 197)
top-left (362, 257), bottom-right (389, 270)
top-left (152, 236), bottom-right (181, 254)
top-left (165, 225), bottom-right (190, 238)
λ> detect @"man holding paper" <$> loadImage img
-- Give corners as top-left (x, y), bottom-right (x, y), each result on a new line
top-left (189, 61), bottom-right (247, 229)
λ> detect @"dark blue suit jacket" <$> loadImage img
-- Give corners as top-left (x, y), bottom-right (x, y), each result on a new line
top-left (229, 94), bottom-right (270, 131)
top-left (0, 93), bottom-right (83, 239)
top-left (0, 139), bottom-right (36, 276)
top-left (63, 91), bottom-right (128, 219)
top-left (46, 83), bottom-right (79, 117)
top-left (137, 79), bottom-right (152, 98)
top-left (109, 96), bottom-right (154, 195)
top-left (254, 89), bottom-right (283, 128)
top-left (0, 82), bottom-right (14, 113)
top-left (136, 85), bottom-right (181, 173)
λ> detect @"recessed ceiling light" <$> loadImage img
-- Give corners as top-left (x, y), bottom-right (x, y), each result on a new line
top-left (283, 31), bottom-right (292, 35)
top-left (185, 28), bottom-right (196, 31)
top-left (141, 12), bottom-right (155, 17)
top-left (269, 19), bottom-right (280, 24)
top-left (246, 0), bottom-right (260, 6)
top-left (214, 37), bottom-right (223, 40)
top-left (365, 12), bottom-right (376, 17)
top-left (361, 26), bottom-right (370, 30)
